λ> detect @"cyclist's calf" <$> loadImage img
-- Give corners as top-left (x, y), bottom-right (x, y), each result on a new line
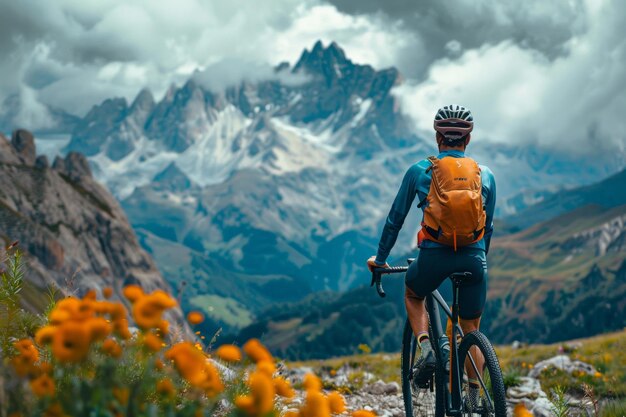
top-left (405, 286), bottom-right (429, 337)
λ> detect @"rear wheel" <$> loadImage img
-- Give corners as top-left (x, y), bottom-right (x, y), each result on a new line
top-left (457, 331), bottom-right (507, 417)
top-left (401, 320), bottom-right (444, 417)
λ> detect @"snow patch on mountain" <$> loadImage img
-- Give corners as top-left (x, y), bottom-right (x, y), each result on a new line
top-left (177, 105), bottom-right (252, 186)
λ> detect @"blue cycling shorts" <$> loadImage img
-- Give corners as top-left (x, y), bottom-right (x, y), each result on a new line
top-left (405, 247), bottom-right (488, 320)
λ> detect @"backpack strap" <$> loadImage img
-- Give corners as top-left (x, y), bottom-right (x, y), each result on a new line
top-left (425, 156), bottom-right (438, 173)
top-left (417, 156), bottom-right (437, 208)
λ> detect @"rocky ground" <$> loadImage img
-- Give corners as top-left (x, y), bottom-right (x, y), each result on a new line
top-left (280, 352), bottom-right (603, 417)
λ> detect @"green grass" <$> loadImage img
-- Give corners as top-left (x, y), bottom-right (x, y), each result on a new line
top-left (287, 329), bottom-right (626, 398)
top-left (601, 397), bottom-right (626, 417)
top-left (502, 366), bottom-right (523, 391)
top-left (190, 294), bottom-right (253, 328)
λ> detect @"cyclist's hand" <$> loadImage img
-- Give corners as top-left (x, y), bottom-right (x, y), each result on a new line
top-left (367, 256), bottom-right (389, 272)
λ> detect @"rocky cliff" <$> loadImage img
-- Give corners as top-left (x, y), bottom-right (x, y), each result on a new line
top-left (0, 129), bottom-right (188, 333)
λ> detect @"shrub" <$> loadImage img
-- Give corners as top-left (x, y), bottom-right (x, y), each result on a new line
top-left (502, 366), bottom-right (523, 390)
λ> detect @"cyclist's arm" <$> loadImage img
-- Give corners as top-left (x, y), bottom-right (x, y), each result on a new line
top-left (375, 165), bottom-right (419, 264)
top-left (482, 167), bottom-right (497, 254)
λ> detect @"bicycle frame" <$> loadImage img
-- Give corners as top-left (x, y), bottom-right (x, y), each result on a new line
top-left (371, 266), bottom-right (493, 416)
top-left (427, 286), bottom-right (493, 416)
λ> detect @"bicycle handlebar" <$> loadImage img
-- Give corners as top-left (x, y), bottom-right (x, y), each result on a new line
top-left (370, 266), bottom-right (408, 298)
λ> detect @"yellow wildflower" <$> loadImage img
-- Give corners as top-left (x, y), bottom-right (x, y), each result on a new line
top-left (302, 390), bottom-right (330, 417)
top-left (257, 360), bottom-right (276, 376)
top-left (202, 361), bottom-right (224, 397)
top-left (303, 373), bottom-right (322, 391)
top-left (144, 333), bottom-right (163, 352)
top-left (156, 378), bottom-right (176, 398)
top-left (123, 285), bottom-right (144, 302)
top-left (165, 342), bottom-right (208, 386)
top-left (48, 309), bottom-right (71, 325)
top-left (187, 311), bottom-right (204, 325)
top-left (328, 391), bottom-right (346, 414)
top-left (103, 287), bottom-right (113, 299)
top-left (30, 374), bottom-right (55, 397)
top-left (102, 339), bottom-right (122, 358)
top-left (157, 319), bottom-right (169, 336)
top-left (133, 291), bottom-right (176, 329)
top-left (87, 317), bottom-right (112, 342)
top-left (52, 321), bottom-right (91, 363)
top-left (243, 338), bottom-right (273, 363)
top-left (513, 403), bottom-right (533, 417)
top-left (216, 344), bottom-right (242, 362)
top-left (234, 395), bottom-right (255, 414)
top-left (352, 411), bottom-right (377, 417)
top-left (11, 339), bottom-right (39, 376)
top-left (249, 371), bottom-right (275, 415)
top-left (274, 377), bottom-right (295, 398)
top-left (113, 318), bottom-right (132, 340)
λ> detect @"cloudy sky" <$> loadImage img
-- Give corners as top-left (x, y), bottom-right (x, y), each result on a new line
top-left (1, 0), bottom-right (625, 151)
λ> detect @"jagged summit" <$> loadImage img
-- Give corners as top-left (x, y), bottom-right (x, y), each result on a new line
top-left (130, 88), bottom-right (155, 114)
top-left (293, 40), bottom-right (352, 77)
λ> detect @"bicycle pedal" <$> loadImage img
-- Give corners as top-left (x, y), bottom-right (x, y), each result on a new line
top-left (413, 380), bottom-right (430, 389)
top-left (411, 373), bottom-right (433, 389)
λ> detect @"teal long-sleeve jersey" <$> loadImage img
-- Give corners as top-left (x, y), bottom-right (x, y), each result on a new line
top-left (374, 149), bottom-right (496, 264)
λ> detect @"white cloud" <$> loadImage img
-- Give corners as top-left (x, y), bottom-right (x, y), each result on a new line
top-left (0, 0), bottom-right (414, 122)
top-left (271, 4), bottom-right (420, 68)
top-left (394, 0), bottom-right (626, 153)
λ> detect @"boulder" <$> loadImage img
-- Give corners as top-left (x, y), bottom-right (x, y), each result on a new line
top-left (363, 380), bottom-right (399, 395)
top-left (528, 355), bottom-right (597, 378)
top-left (507, 377), bottom-right (553, 417)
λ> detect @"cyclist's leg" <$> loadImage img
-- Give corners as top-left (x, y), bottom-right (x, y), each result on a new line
top-left (454, 248), bottom-right (488, 387)
top-left (405, 248), bottom-right (451, 338)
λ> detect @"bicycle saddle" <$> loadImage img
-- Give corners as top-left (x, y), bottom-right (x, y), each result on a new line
top-left (450, 272), bottom-right (473, 281)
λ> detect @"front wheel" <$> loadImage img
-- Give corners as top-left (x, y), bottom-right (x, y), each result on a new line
top-left (457, 331), bottom-right (507, 417)
top-left (401, 320), bottom-right (444, 417)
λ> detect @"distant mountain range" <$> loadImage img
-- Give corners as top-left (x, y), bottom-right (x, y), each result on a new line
top-left (4, 41), bottom-right (624, 333)
top-left (231, 169), bottom-right (626, 359)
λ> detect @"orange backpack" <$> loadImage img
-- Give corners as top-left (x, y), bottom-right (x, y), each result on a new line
top-left (418, 156), bottom-right (486, 251)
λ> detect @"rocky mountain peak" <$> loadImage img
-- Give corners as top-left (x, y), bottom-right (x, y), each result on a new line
top-left (130, 88), bottom-right (155, 114)
top-left (51, 148), bottom-right (94, 183)
top-left (293, 40), bottom-right (352, 79)
top-left (11, 129), bottom-right (36, 166)
top-left (0, 134), bottom-right (191, 336)
top-left (83, 97), bottom-right (128, 123)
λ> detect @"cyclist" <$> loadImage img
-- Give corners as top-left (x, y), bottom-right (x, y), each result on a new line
top-left (367, 104), bottom-right (496, 408)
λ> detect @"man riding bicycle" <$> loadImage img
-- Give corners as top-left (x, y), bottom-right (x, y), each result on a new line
top-left (367, 104), bottom-right (496, 408)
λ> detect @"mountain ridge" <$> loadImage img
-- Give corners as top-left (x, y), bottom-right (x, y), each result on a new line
top-left (0, 129), bottom-right (190, 335)
top-left (228, 170), bottom-right (626, 359)
top-left (39, 40), bottom-right (626, 333)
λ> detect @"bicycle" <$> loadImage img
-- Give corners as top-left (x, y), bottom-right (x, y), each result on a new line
top-left (371, 259), bottom-right (507, 417)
